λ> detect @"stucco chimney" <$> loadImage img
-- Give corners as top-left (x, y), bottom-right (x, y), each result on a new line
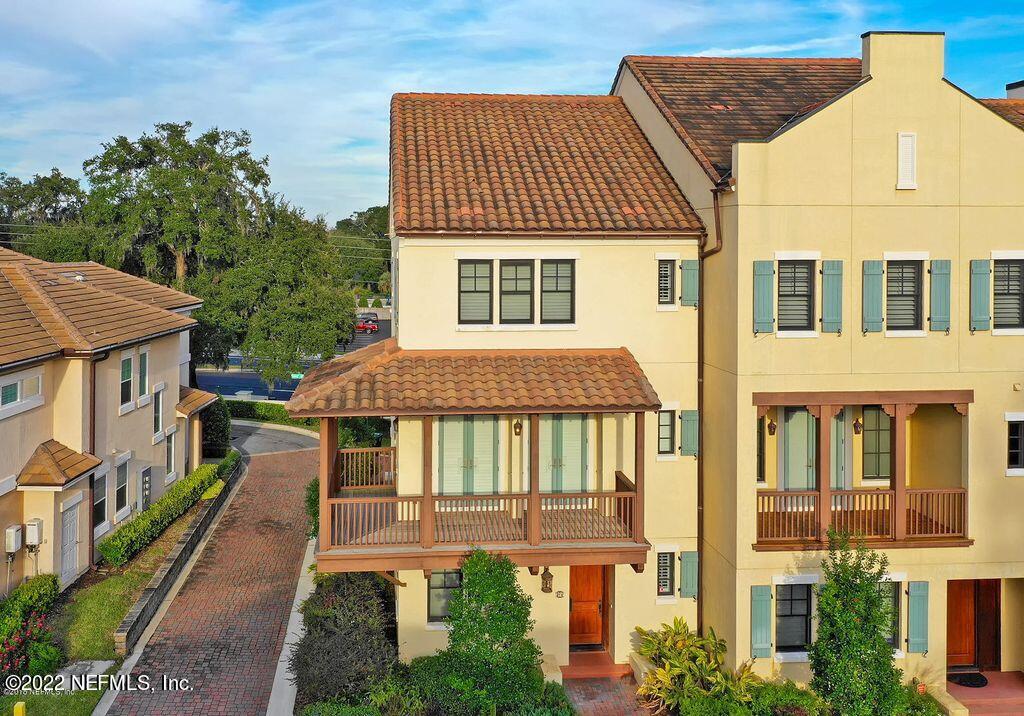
top-left (1008, 80), bottom-right (1024, 99)
top-left (861, 31), bottom-right (945, 80)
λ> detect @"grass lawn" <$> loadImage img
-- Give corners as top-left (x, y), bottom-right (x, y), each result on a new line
top-left (0, 678), bottom-right (109, 716)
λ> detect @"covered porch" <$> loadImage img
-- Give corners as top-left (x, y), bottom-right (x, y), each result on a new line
top-left (752, 390), bottom-right (973, 549)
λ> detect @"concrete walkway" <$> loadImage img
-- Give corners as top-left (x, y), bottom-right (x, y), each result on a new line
top-left (107, 426), bottom-right (317, 716)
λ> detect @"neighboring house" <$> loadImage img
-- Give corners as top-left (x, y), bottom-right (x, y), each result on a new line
top-left (615, 32), bottom-right (1024, 682)
top-left (288, 94), bottom-right (704, 667)
top-left (289, 31), bottom-right (1024, 686)
top-left (0, 247), bottom-right (216, 591)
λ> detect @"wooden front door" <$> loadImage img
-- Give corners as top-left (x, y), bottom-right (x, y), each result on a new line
top-left (569, 565), bottom-right (604, 646)
top-left (947, 580), bottom-right (977, 668)
top-left (977, 580), bottom-right (1001, 671)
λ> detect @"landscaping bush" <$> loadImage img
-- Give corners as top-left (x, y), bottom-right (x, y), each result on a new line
top-left (305, 478), bottom-right (319, 537)
top-left (290, 572), bottom-right (396, 710)
top-left (407, 655), bottom-right (495, 716)
top-left (201, 395), bottom-right (232, 457)
top-left (749, 680), bottom-right (828, 716)
top-left (200, 479), bottom-right (225, 500)
top-left (511, 681), bottom-right (575, 716)
top-left (809, 533), bottom-right (904, 716)
top-left (26, 639), bottom-right (63, 675)
top-left (0, 612), bottom-right (53, 677)
top-left (225, 399), bottom-right (319, 430)
top-left (217, 449), bottom-right (242, 480)
top-left (0, 574), bottom-right (59, 642)
top-left (302, 704), bottom-right (380, 716)
top-left (904, 683), bottom-right (941, 716)
top-left (367, 668), bottom-right (425, 715)
top-left (97, 462), bottom-right (220, 566)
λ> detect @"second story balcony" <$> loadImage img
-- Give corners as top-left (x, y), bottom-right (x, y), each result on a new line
top-left (287, 339), bottom-right (656, 572)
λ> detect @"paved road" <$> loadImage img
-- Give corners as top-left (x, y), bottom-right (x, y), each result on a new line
top-left (231, 423), bottom-right (319, 455)
top-left (108, 426), bottom-right (317, 716)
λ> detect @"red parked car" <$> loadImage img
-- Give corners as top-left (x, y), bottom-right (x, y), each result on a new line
top-left (355, 314), bottom-right (379, 334)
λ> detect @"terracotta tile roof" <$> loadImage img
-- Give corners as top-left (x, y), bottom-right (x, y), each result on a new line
top-left (621, 56), bottom-right (864, 183)
top-left (52, 262), bottom-right (201, 311)
top-left (18, 439), bottom-right (101, 488)
top-left (0, 248), bottom-right (196, 370)
top-left (390, 93), bottom-right (703, 236)
top-left (979, 99), bottom-right (1024, 131)
top-left (286, 337), bottom-right (661, 417)
top-left (176, 385), bottom-right (219, 417)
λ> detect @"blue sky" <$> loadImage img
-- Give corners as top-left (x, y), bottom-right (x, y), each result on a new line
top-left (2, 1), bottom-right (1023, 222)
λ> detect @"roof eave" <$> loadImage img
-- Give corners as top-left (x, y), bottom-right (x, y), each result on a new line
top-left (288, 403), bottom-right (663, 419)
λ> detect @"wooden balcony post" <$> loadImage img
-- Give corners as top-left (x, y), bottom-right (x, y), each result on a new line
top-left (529, 414), bottom-right (541, 545)
top-left (810, 405), bottom-right (839, 543)
top-left (634, 411), bottom-right (645, 543)
top-left (319, 417), bottom-right (337, 549)
top-left (421, 416), bottom-right (434, 548)
top-left (890, 403), bottom-right (915, 541)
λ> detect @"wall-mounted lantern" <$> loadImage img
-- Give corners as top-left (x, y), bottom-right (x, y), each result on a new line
top-left (541, 567), bottom-right (553, 593)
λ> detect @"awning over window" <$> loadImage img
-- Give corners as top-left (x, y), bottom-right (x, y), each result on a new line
top-left (176, 385), bottom-right (219, 418)
top-left (285, 338), bottom-right (660, 417)
top-left (18, 440), bottom-right (101, 488)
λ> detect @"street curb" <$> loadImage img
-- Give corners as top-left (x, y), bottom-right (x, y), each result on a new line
top-left (231, 418), bottom-right (320, 439)
top-left (113, 457), bottom-right (245, 656)
top-left (266, 537), bottom-right (317, 715)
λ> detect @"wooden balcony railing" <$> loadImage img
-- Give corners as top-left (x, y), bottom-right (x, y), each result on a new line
top-left (756, 487), bottom-right (967, 546)
top-left (334, 447), bottom-right (396, 490)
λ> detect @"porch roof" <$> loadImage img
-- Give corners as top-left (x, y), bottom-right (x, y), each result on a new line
top-left (18, 439), bottom-right (101, 488)
top-left (285, 338), bottom-right (660, 417)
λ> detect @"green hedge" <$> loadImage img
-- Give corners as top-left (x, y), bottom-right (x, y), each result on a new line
top-left (0, 574), bottom-right (59, 642)
top-left (226, 399), bottom-right (319, 431)
top-left (217, 449), bottom-right (242, 480)
top-left (97, 462), bottom-right (222, 567)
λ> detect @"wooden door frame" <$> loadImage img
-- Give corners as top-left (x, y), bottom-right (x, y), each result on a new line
top-left (569, 564), bottom-right (611, 650)
top-left (947, 579), bottom-right (1001, 673)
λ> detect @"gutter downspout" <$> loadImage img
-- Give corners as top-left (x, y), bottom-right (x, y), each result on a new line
top-left (87, 352), bottom-right (109, 567)
top-left (696, 185), bottom-right (726, 636)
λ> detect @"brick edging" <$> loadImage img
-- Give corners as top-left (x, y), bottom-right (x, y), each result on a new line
top-left (113, 459), bottom-right (245, 656)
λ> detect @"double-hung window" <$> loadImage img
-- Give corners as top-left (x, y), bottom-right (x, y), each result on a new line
top-left (93, 473), bottom-right (107, 527)
top-left (878, 581), bottom-right (901, 649)
top-left (886, 261), bottom-right (923, 330)
top-left (499, 260), bottom-right (533, 324)
top-left (1009, 421), bottom-right (1024, 471)
top-left (115, 462), bottom-right (129, 513)
top-left (153, 390), bottom-right (163, 437)
top-left (776, 584), bottom-right (812, 652)
top-left (994, 260), bottom-right (1024, 329)
top-left (119, 355), bottom-right (134, 407)
top-left (657, 260), bottom-right (675, 305)
top-left (540, 260), bottom-right (574, 324)
top-left (657, 410), bottom-right (675, 454)
top-left (862, 407), bottom-right (892, 480)
top-left (458, 260), bottom-right (492, 324)
top-left (138, 350), bottom-right (149, 397)
top-left (428, 570), bottom-right (462, 622)
top-left (166, 432), bottom-right (175, 478)
top-left (656, 553), bottom-right (675, 596)
top-left (777, 260), bottom-right (815, 331)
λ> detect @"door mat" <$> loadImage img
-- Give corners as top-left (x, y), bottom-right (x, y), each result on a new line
top-left (949, 672), bottom-right (989, 688)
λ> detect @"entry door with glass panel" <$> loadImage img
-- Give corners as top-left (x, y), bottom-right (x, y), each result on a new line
top-left (782, 408), bottom-right (816, 490)
top-left (438, 416), bottom-right (499, 495)
top-left (538, 414), bottom-right (588, 493)
top-left (60, 504), bottom-right (79, 584)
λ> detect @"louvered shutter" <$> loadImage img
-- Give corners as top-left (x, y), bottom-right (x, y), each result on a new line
top-left (657, 260), bottom-right (674, 304)
top-left (680, 410), bottom-right (699, 457)
top-left (439, 417), bottom-right (466, 495)
top-left (679, 552), bottom-right (699, 599)
top-left (753, 261), bottom-right (775, 334)
top-left (471, 416), bottom-right (499, 494)
top-left (907, 581), bottom-right (929, 654)
top-left (559, 414), bottom-right (587, 493)
top-left (928, 260), bottom-right (951, 332)
top-left (971, 259), bottom-right (991, 331)
top-left (751, 586), bottom-right (772, 658)
top-left (681, 260), bottom-right (699, 307)
top-left (539, 415), bottom-right (555, 492)
top-left (821, 260), bottom-right (843, 334)
top-left (862, 261), bottom-right (884, 332)
top-left (886, 261), bottom-right (922, 330)
top-left (897, 132), bottom-right (917, 189)
top-left (994, 260), bottom-right (1024, 328)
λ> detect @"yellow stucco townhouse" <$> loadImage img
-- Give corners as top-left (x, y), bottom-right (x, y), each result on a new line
top-left (0, 247), bottom-right (217, 593)
top-left (615, 31), bottom-right (1024, 688)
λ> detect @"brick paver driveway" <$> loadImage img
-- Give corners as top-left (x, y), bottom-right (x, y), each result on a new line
top-left (565, 675), bottom-right (647, 715)
top-left (109, 446), bottom-right (316, 716)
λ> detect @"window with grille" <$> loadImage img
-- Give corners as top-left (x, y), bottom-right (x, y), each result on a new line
top-left (656, 553), bottom-right (675, 596)
top-left (153, 390), bottom-right (163, 436)
top-left (93, 473), bottom-right (107, 526)
top-left (657, 410), bottom-right (675, 454)
top-left (658, 260), bottom-right (675, 305)
top-left (994, 260), bottom-right (1024, 329)
top-left (115, 462), bottom-right (128, 513)
top-left (777, 260), bottom-right (815, 331)
top-left (120, 356), bottom-right (133, 406)
top-left (1009, 421), bottom-right (1024, 470)
top-left (540, 260), bottom-right (574, 323)
top-left (863, 406), bottom-right (892, 480)
top-left (776, 584), bottom-right (812, 652)
top-left (878, 581), bottom-right (901, 649)
top-left (458, 260), bottom-right (492, 324)
top-left (886, 261), bottom-right (922, 330)
top-left (500, 260), bottom-right (533, 323)
top-left (428, 570), bottom-right (462, 621)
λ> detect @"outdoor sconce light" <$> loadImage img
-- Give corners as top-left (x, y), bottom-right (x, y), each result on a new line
top-left (853, 418), bottom-right (863, 435)
top-left (766, 419), bottom-right (777, 436)
top-left (513, 420), bottom-right (523, 437)
top-left (541, 567), bottom-right (553, 593)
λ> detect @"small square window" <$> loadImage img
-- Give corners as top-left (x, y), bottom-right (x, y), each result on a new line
top-left (499, 260), bottom-right (534, 324)
top-left (657, 410), bottom-right (675, 454)
top-left (428, 570), bottom-right (462, 621)
top-left (540, 260), bottom-right (574, 324)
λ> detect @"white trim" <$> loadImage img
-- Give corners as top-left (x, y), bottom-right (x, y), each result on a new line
top-left (1005, 412), bottom-right (1024, 422)
top-left (179, 353), bottom-right (191, 365)
top-left (152, 432), bottom-right (165, 445)
top-left (164, 471), bottom-right (178, 485)
top-left (860, 478), bottom-right (892, 487)
top-left (61, 491), bottom-right (84, 511)
top-left (884, 329), bottom-right (927, 338)
top-left (137, 394), bottom-right (152, 408)
top-left (17, 471), bottom-right (92, 492)
top-left (881, 572), bottom-right (907, 583)
top-left (164, 424), bottom-right (178, 436)
top-left (456, 323), bottom-right (577, 332)
top-left (656, 454), bottom-right (679, 462)
top-left (118, 402), bottom-right (135, 416)
top-left (883, 251), bottom-right (929, 261)
top-left (1007, 468), bottom-right (1024, 477)
top-left (656, 304), bottom-right (679, 313)
top-left (656, 596), bottom-right (679, 605)
top-left (993, 328), bottom-right (1024, 336)
top-left (774, 251), bottom-right (821, 261)
top-left (114, 451), bottom-right (133, 467)
top-left (893, 649), bottom-right (906, 660)
top-left (153, 381), bottom-right (167, 393)
top-left (774, 651), bottom-right (809, 663)
top-left (0, 393), bottom-right (44, 421)
top-left (120, 348), bottom-right (135, 359)
top-left (776, 330), bottom-right (819, 339)
top-left (654, 543), bottom-right (680, 553)
top-left (991, 250), bottom-right (1024, 260)
top-left (93, 521), bottom-right (111, 539)
top-left (114, 505), bottom-right (133, 522)
top-left (0, 475), bottom-right (15, 498)
top-left (454, 251), bottom-right (581, 260)
top-left (655, 252), bottom-right (681, 261)
top-left (896, 132), bottom-right (918, 190)
top-left (772, 573), bottom-right (820, 585)
top-left (425, 622), bottom-right (451, 631)
top-left (661, 402), bottom-right (680, 411)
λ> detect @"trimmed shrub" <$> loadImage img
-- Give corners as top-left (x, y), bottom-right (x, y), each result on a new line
top-left (749, 680), bottom-right (828, 716)
top-left (97, 462), bottom-right (220, 566)
top-left (0, 574), bottom-right (59, 641)
top-left (200, 479), bottom-right (225, 500)
top-left (675, 694), bottom-right (750, 716)
top-left (407, 655), bottom-right (495, 716)
top-left (27, 640), bottom-right (63, 675)
top-left (201, 395), bottom-right (232, 458)
top-left (291, 573), bottom-right (396, 710)
top-left (217, 449), bottom-right (242, 480)
top-left (904, 684), bottom-right (942, 716)
top-left (305, 478), bottom-right (319, 537)
top-left (302, 704), bottom-right (380, 716)
top-left (226, 399), bottom-right (319, 430)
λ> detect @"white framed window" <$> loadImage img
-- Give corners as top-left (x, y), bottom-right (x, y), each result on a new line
top-left (138, 346), bottom-right (150, 403)
top-left (896, 132), bottom-right (917, 190)
top-left (0, 368), bottom-right (44, 420)
top-left (93, 471), bottom-right (108, 536)
top-left (119, 352), bottom-right (134, 413)
top-left (115, 462), bottom-right (129, 515)
top-left (152, 389), bottom-right (163, 439)
top-left (656, 552), bottom-right (675, 596)
top-left (1007, 412), bottom-right (1024, 477)
top-left (165, 432), bottom-right (176, 482)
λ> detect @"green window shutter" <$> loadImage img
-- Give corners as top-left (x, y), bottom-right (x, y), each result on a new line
top-left (680, 410), bottom-right (699, 457)
top-left (681, 260), bottom-right (700, 307)
top-left (971, 259), bottom-right (991, 332)
top-left (907, 581), bottom-right (929, 654)
top-left (751, 585), bottom-right (772, 659)
top-left (862, 260), bottom-right (884, 333)
top-left (821, 260), bottom-right (843, 334)
top-left (753, 261), bottom-right (775, 334)
top-left (679, 552), bottom-right (699, 599)
top-left (929, 260), bottom-right (951, 332)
